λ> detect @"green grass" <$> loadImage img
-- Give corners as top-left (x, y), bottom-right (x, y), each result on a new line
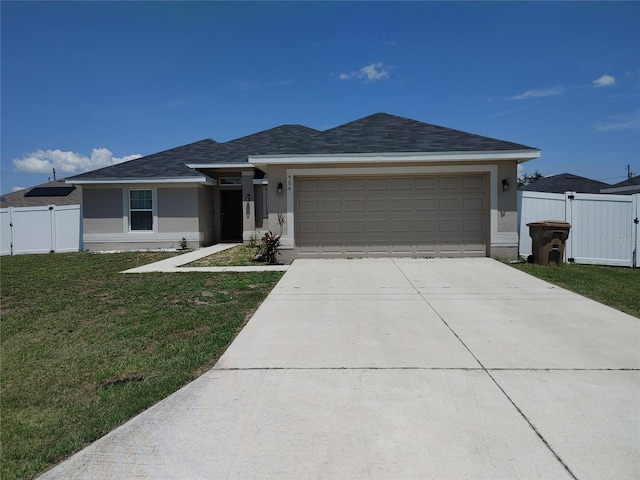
top-left (187, 244), bottom-right (265, 267)
top-left (0, 252), bottom-right (283, 480)
top-left (509, 262), bottom-right (640, 318)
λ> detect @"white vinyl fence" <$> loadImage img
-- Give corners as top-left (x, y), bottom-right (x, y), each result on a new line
top-left (518, 191), bottom-right (639, 267)
top-left (0, 205), bottom-right (82, 255)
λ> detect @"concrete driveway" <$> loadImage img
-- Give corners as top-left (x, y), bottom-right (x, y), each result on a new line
top-left (40, 258), bottom-right (639, 479)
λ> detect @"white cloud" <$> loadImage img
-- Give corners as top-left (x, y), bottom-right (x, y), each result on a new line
top-left (339, 62), bottom-right (390, 83)
top-left (12, 186), bottom-right (26, 192)
top-left (593, 114), bottom-right (640, 132)
top-left (593, 74), bottom-right (615, 88)
top-left (13, 148), bottom-right (142, 174)
top-left (507, 86), bottom-right (565, 100)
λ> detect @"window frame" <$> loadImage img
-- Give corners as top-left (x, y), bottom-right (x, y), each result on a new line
top-left (128, 189), bottom-right (155, 232)
top-left (219, 177), bottom-right (242, 186)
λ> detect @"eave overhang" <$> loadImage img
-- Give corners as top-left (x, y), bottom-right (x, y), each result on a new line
top-left (186, 163), bottom-right (254, 169)
top-left (249, 149), bottom-right (541, 168)
top-left (66, 176), bottom-right (216, 185)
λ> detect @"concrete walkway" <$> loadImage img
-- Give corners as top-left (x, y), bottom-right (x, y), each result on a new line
top-left (122, 243), bottom-right (289, 273)
top-left (40, 258), bottom-right (639, 479)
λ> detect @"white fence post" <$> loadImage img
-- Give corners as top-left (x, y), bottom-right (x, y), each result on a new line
top-left (633, 194), bottom-right (639, 268)
top-left (0, 207), bottom-right (14, 255)
top-left (564, 191), bottom-right (576, 262)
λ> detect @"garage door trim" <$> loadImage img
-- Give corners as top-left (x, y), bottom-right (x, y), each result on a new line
top-left (280, 164), bottom-right (501, 254)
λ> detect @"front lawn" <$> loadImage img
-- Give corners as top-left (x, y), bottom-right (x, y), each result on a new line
top-left (509, 262), bottom-right (639, 318)
top-left (186, 244), bottom-right (263, 267)
top-left (0, 252), bottom-right (283, 480)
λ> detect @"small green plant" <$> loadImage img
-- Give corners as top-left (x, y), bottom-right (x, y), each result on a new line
top-left (257, 213), bottom-right (285, 265)
top-left (178, 237), bottom-right (189, 251)
top-left (260, 230), bottom-right (282, 264)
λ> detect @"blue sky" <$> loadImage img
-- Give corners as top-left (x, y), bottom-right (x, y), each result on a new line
top-left (2, 1), bottom-right (639, 193)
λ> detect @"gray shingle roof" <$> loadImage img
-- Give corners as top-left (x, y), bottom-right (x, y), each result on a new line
top-left (600, 175), bottom-right (640, 194)
top-left (70, 139), bottom-right (237, 180)
top-left (521, 173), bottom-right (611, 194)
top-left (271, 112), bottom-right (537, 154)
top-left (1, 180), bottom-right (82, 208)
top-left (224, 125), bottom-right (320, 156)
top-left (608, 176), bottom-right (640, 188)
top-left (68, 113), bottom-right (539, 181)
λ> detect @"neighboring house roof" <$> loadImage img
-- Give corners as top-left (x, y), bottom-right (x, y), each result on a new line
top-left (0, 180), bottom-right (82, 208)
top-left (520, 173), bottom-right (611, 194)
top-left (68, 112), bottom-right (539, 183)
top-left (600, 176), bottom-right (640, 194)
top-left (270, 112), bottom-right (537, 155)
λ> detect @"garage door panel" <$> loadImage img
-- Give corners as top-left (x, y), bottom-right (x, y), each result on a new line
top-left (298, 179), bottom-right (318, 192)
top-left (321, 220), bottom-right (341, 233)
top-left (298, 220), bottom-right (318, 234)
top-left (391, 177), bottom-right (413, 190)
top-left (464, 218), bottom-right (485, 232)
top-left (344, 199), bottom-right (365, 212)
top-left (391, 219), bottom-right (413, 232)
top-left (391, 198), bottom-right (413, 211)
top-left (295, 174), bottom-right (487, 257)
top-left (368, 243), bottom-right (391, 254)
top-left (320, 179), bottom-right (341, 191)
top-left (415, 177), bottom-right (436, 190)
top-left (439, 176), bottom-right (460, 189)
top-left (368, 178), bottom-right (388, 190)
top-left (345, 221), bottom-right (365, 233)
top-left (464, 196), bottom-right (485, 210)
top-left (415, 197), bottom-right (436, 211)
top-left (464, 175), bottom-right (486, 189)
top-left (439, 218), bottom-right (461, 232)
top-left (298, 199), bottom-right (318, 213)
top-left (368, 199), bottom-right (389, 211)
top-left (415, 219), bottom-right (437, 232)
top-left (344, 178), bottom-right (365, 191)
top-left (368, 219), bottom-right (389, 233)
top-left (439, 197), bottom-right (461, 210)
top-left (321, 199), bottom-right (341, 212)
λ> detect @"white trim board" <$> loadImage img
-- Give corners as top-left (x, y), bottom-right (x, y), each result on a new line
top-left (68, 177), bottom-right (216, 185)
top-left (251, 149), bottom-right (540, 167)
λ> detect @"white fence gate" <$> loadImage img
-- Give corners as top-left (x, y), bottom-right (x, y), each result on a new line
top-left (0, 204), bottom-right (82, 256)
top-left (518, 191), bottom-right (639, 267)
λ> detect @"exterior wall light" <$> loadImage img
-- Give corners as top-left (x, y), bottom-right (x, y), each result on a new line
top-left (246, 194), bottom-right (251, 202)
top-left (502, 179), bottom-right (510, 192)
top-left (277, 182), bottom-right (284, 195)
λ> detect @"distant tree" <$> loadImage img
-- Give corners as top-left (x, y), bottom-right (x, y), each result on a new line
top-left (517, 170), bottom-right (544, 188)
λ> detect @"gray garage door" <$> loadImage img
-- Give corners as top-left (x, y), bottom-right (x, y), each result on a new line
top-left (295, 174), bottom-right (488, 257)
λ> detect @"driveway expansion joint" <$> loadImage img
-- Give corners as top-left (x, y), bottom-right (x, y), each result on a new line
top-left (390, 258), bottom-right (580, 480)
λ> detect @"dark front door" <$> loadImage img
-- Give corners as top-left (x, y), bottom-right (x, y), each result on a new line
top-left (221, 189), bottom-right (243, 241)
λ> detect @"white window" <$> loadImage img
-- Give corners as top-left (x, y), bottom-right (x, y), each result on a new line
top-left (220, 177), bottom-right (242, 186)
top-left (130, 189), bottom-right (153, 231)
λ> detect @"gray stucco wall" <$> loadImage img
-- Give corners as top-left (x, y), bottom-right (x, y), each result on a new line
top-left (265, 165), bottom-right (289, 235)
top-left (198, 185), bottom-right (215, 245)
top-left (497, 161), bottom-right (518, 233)
top-left (157, 187), bottom-right (199, 233)
top-left (82, 183), bottom-right (213, 251)
top-left (83, 187), bottom-right (123, 234)
top-left (254, 184), bottom-right (266, 230)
